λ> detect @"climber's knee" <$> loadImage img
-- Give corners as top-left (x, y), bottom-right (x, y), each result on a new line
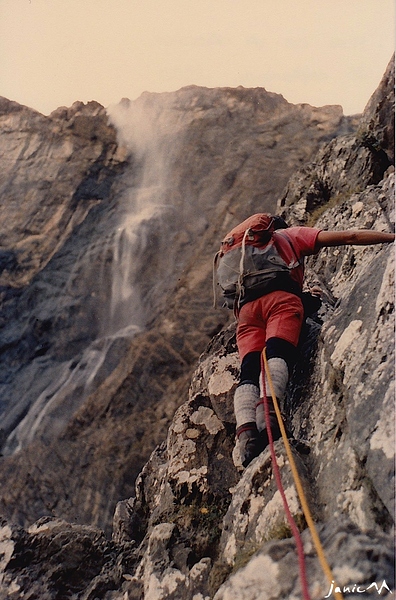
top-left (239, 351), bottom-right (261, 387)
top-left (265, 337), bottom-right (297, 372)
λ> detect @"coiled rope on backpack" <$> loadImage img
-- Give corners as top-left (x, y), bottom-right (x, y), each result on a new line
top-left (262, 348), bottom-right (344, 600)
top-left (236, 227), bottom-right (252, 310)
top-left (212, 227), bottom-right (253, 310)
top-left (212, 250), bottom-right (221, 308)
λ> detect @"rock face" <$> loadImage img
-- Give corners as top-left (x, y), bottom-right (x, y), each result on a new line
top-left (278, 56), bottom-right (394, 225)
top-left (0, 84), bottom-right (356, 533)
top-left (0, 56), bottom-right (394, 599)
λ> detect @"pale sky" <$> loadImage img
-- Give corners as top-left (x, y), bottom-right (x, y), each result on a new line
top-left (0, 0), bottom-right (394, 116)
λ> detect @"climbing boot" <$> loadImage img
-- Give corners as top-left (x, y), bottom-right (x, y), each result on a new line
top-left (257, 396), bottom-right (281, 449)
top-left (236, 423), bottom-right (264, 468)
top-left (259, 412), bottom-right (281, 449)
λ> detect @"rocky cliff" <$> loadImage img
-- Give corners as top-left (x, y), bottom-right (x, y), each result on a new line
top-left (0, 82), bottom-right (356, 534)
top-left (0, 56), bottom-right (394, 599)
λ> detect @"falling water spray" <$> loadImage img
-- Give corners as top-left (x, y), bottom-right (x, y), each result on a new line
top-left (105, 94), bottom-right (187, 335)
top-left (2, 92), bottom-right (191, 454)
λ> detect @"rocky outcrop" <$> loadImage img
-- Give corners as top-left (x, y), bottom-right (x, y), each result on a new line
top-left (110, 161), bottom-right (395, 598)
top-left (0, 57), bottom-right (394, 599)
top-left (0, 85), bottom-right (355, 533)
top-left (108, 58), bottom-right (395, 599)
top-left (278, 55), bottom-right (394, 225)
top-left (0, 99), bottom-right (127, 288)
top-left (0, 517), bottom-right (134, 600)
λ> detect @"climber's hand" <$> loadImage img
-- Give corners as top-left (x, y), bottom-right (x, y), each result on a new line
top-left (308, 285), bottom-right (323, 298)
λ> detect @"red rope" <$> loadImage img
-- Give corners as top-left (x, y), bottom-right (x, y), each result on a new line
top-left (261, 355), bottom-right (311, 600)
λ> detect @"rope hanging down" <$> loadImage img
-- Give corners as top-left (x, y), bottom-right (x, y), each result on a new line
top-left (262, 348), bottom-right (344, 600)
top-left (261, 353), bottom-right (311, 600)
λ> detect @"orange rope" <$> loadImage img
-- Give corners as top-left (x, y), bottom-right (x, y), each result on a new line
top-left (262, 348), bottom-right (343, 600)
top-left (261, 363), bottom-right (311, 599)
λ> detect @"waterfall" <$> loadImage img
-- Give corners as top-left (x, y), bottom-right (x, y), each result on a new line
top-left (2, 94), bottom-right (189, 454)
top-left (104, 93), bottom-right (197, 328)
top-left (105, 93), bottom-right (189, 332)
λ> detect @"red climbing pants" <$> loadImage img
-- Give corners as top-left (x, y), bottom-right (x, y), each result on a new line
top-left (236, 291), bottom-right (304, 361)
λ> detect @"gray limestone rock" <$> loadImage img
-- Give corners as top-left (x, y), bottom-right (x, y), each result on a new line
top-left (0, 516), bottom-right (135, 600)
top-left (0, 56), bottom-right (393, 600)
top-left (278, 56), bottom-right (394, 225)
top-left (214, 522), bottom-right (394, 600)
top-left (0, 82), bottom-right (352, 533)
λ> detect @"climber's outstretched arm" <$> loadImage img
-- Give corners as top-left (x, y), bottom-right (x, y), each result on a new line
top-left (315, 230), bottom-right (395, 249)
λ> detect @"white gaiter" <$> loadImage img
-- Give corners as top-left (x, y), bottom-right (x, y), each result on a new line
top-left (256, 357), bottom-right (289, 432)
top-left (234, 383), bottom-right (260, 430)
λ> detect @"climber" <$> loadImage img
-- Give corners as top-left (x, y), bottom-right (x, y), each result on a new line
top-left (217, 214), bottom-right (395, 468)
